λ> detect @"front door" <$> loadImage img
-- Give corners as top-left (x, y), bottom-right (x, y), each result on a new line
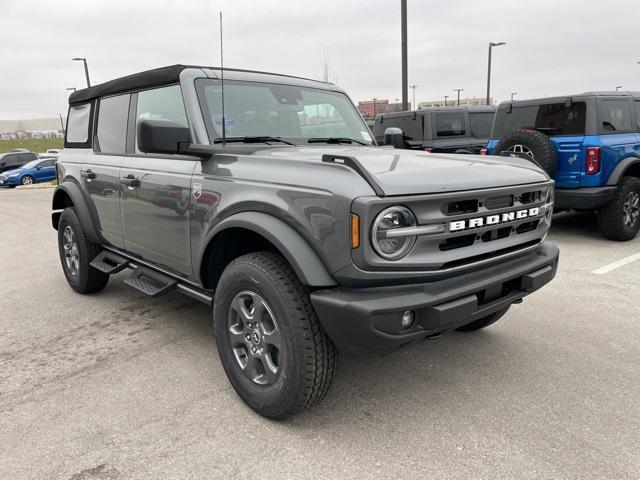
top-left (119, 85), bottom-right (196, 277)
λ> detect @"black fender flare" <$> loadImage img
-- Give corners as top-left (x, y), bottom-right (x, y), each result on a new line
top-left (201, 211), bottom-right (337, 287)
top-left (607, 157), bottom-right (640, 185)
top-left (51, 182), bottom-right (102, 244)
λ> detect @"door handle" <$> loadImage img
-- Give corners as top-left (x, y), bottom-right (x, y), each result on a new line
top-left (120, 174), bottom-right (141, 188)
top-left (80, 169), bottom-right (96, 180)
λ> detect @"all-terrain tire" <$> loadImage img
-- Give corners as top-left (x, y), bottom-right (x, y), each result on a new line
top-left (456, 306), bottom-right (510, 332)
top-left (213, 251), bottom-right (337, 419)
top-left (57, 207), bottom-right (109, 294)
top-left (494, 129), bottom-right (558, 177)
top-left (596, 176), bottom-right (640, 241)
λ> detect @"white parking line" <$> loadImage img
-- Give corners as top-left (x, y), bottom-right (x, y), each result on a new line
top-left (591, 252), bottom-right (640, 275)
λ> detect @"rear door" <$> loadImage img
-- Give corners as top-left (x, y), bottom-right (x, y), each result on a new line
top-left (84, 94), bottom-right (130, 248)
top-left (120, 85), bottom-right (196, 276)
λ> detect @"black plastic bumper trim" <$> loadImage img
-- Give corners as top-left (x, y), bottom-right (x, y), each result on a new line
top-left (554, 186), bottom-right (616, 210)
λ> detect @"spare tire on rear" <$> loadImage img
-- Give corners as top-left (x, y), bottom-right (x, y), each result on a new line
top-left (494, 129), bottom-right (558, 178)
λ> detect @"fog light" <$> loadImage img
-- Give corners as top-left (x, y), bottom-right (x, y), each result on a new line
top-left (401, 310), bottom-right (415, 329)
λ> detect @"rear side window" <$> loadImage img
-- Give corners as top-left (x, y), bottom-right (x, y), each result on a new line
top-left (494, 102), bottom-right (586, 137)
top-left (96, 94), bottom-right (130, 154)
top-left (435, 112), bottom-right (466, 137)
top-left (66, 103), bottom-right (92, 144)
top-left (599, 99), bottom-right (633, 133)
top-left (135, 85), bottom-right (188, 153)
top-left (468, 112), bottom-right (494, 138)
top-left (377, 115), bottom-right (422, 141)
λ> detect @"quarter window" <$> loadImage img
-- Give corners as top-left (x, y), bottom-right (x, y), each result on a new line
top-left (468, 112), bottom-right (494, 138)
top-left (66, 103), bottom-right (92, 143)
top-left (599, 100), bottom-right (632, 133)
top-left (136, 85), bottom-right (188, 153)
top-left (435, 112), bottom-right (466, 137)
top-left (96, 94), bottom-right (130, 154)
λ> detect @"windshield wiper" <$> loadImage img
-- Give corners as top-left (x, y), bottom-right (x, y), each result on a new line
top-left (307, 137), bottom-right (367, 145)
top-left (213, 136), bottom-right (296, 145)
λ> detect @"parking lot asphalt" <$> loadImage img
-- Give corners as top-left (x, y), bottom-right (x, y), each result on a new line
top-left (0, 188), bottom-right (638, 480)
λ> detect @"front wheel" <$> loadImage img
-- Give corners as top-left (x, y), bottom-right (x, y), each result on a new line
top-left (597, 177), bottom-right (640, 241)
top-left (21, 175), bottom-right (34, 186)
top-left (213, 251), bottom-right (337, 419)
top-left (456, 306), bottom-right (510, 332)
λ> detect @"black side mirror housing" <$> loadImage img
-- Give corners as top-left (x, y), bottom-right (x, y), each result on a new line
top-left (137, 119), bottom-right (191, 155)
top-left (384, 127), bottom-right (404, 149)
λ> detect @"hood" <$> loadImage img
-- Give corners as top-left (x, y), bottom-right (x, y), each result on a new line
top-left (1, 169), bottom-right (21, 177)
top-left (260, 146), bottom-right (550, 196)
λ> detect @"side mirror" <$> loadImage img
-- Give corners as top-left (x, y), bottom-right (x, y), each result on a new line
top-left (384, 127), bottom-right (404, 149)
top-left (138, 119), bottom-right (191, 155)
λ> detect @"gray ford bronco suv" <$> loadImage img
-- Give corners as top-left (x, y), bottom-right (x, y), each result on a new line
top-left (53, 65), bottom-right (559, 418)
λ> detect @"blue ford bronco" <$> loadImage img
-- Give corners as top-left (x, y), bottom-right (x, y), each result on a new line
top-left (487, 92), bottom-right (640, 240)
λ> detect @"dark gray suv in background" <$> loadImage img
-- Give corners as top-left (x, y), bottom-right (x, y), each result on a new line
top-left (52, 65), bottom-right (559, 418)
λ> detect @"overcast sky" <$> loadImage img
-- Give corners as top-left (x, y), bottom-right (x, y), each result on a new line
top-left (1, 0), bottom-right (639, 118)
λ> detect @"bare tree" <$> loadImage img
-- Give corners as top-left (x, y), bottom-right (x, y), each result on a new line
top-left (318, 45), bottom-right (337, 84)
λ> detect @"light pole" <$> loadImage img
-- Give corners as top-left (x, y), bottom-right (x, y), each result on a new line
top-left (401, 0), bottom-right (408, 111)
top-left (616, 85), bottom-right (622, 91)
top-left (453, 88), bottom-right (464, 106)
top-left (444, 95), bottom-right (449, 107)
top-left (66, 87), bottom-right (77, 93)
top-left (511, 92), bottom-right (517, 101)
top-left (486, 41), bottom-right (506, 105)
top-left (409, 84), bottom-right (418, 110)
top-left (72, 57), bottom-right (91, 87)
top-left (372, 98), bottom-right (377, 117)
top-left (58, 114), bottom-right (65, 134)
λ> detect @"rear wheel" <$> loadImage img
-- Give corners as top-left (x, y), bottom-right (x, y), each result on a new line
top-left (213, 251), bottom-right (337, 419)
top-left (57, 207), bottom-right (109, 293)
top-left (456, 306), bottom-right (510, 332)
top-left (21, 175), bottom-right (34, 186)
top-left (597, 176), bottom-right (640, 241)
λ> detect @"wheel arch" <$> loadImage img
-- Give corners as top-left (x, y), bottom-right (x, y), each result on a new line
top-left (199, 212), bottom-right (337, 290)
top-left (607, 157), bottom-right (640, 185)
top-left (51, 182), bottom-right (101, 244)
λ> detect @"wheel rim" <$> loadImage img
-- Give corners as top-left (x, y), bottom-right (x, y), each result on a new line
top-left (505, 144), bottom-right (535, 160)
top-left (63, 226), bottom-right (80, 277)
top-left (22, 176), bottom-right (32, 185)
top-left (227, 290), bottom-right (283, 386)
top-left (623, 191), bottom-right (640, 227)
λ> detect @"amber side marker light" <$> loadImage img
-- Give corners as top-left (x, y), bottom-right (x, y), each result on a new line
top-left (351, 214), bottom-right (360, 248)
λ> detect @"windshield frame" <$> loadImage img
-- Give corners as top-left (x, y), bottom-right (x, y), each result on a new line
top-left (195, 78), bottom-right (374, 147)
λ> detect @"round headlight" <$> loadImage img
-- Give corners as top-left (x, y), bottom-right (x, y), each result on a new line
top-left (371, 206), bottom-right (417, 260)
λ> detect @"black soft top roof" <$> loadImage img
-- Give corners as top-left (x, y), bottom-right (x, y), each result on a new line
top-left (69, 65), bottom-right (191, 104)
top-left (68, 64), bottom-right (333, 105)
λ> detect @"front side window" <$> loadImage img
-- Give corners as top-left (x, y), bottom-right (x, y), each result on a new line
top-left (599, 100), bottom-right (632, 132)
top-left (196, 79), bottom-right (373, 144)
top-left (66, 103), bottom-right (91, 143)
top-left (136, 85), bottom-right (188, 153)
top-left (435, 112), bottom-right (466, 137)
top-left (96, 94), bottom-right (130, 154)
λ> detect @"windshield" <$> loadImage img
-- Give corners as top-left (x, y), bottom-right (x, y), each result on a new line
top-left (22, 160), bottom-right (41, 169)
top-left (196, 79), bottom-right (373, 145)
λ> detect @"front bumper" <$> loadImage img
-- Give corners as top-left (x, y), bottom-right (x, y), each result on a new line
top-left (310, 242), bottom-right (559, 357)
top-left (555, 186), bottom-right (616, 210)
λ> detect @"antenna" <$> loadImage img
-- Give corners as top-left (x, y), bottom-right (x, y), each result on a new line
top-left (219, 11), bottom-right (226, 146)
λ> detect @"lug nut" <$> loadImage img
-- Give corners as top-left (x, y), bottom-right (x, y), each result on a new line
top-left (245, 334), bottom-right (251, 341)
top-left (251, 347), bottom-right (257, 353)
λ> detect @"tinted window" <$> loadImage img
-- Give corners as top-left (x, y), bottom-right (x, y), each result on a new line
top-left (494, 102), bottom-right (586, 137)
top-left (39, 159), bottom-right (56, 168)
top-left (635, 101), bottom-right (640, 130)
top-left (136, 85), bottom-right (188, 152)
top-left (66, 103), bottom-right (92, 143)
top-left (376, 115), bottom-right (422, 141)
top-left (468, 112), bottom-right (494, 138)
top-left (4, 154), bottom-right (19, 165)
top-left (598, 99), bottom-right (633, 132)
top-left (96, 94), bottom-right (130, 154)
top-left (435, 112), bottom-right (466, 137)
top-left (18, 153), bottom-right (36, 162)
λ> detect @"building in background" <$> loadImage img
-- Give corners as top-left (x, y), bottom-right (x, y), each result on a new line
top-left (0, 117), bottom-right (65, 140)
top-left (418, 97), bottom-right (493, 109)
top-left (357, 100), bottom-right (409, 119)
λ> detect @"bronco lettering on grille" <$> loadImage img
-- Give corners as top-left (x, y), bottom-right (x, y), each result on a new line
top-left (449, 207), bottom-right (541, 232)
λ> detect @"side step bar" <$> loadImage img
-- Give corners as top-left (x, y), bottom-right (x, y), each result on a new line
top-left (90, 251), bottom-right (130, 274)
top-left (95, 248), bottom-right (215, 305)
